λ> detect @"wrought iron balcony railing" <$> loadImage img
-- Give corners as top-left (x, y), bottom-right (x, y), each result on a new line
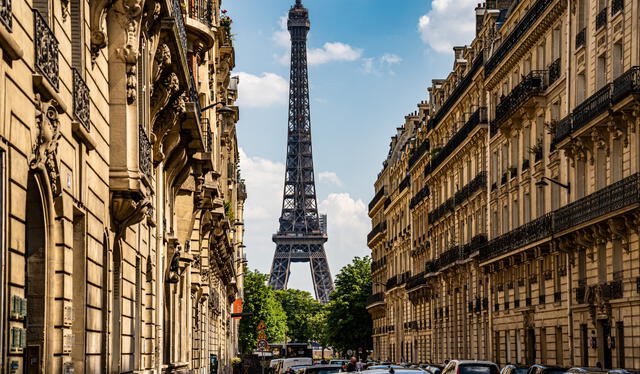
top-left (371, 256), bottom-right (387, 272)
top-left (187, 0), bottom-right (212, 26)
top-left (72, 68), bottom-right (90, 131)
top-left (0, 0), bottom-right (11, 30)
top-left (548, 58), bottom-right (561, 85)
top-left (368, 187), bottom-right (386, 212)
top-left (596, 7), bottom-right (607, 30)
top-left (479, 213), bottom-right (553, 262)
top-left (202, 118), bottom-right (211, 152)
top-left (383, 197), bottom-right (391, 210)
top-left (34, 10), bottom-right (59, 91)
top-left (405, 272), bottom-right (427, 290)
top-left (409, 185), bottom-right (430, 209)
top-left (409, 138), bottom-right (430, 167)
top-left (366, 292), bottom-right (385, 307)
top-left (425, 107), bottom-right (487, 176)
top-left (555, 173), bottom-right (639, 233)
top-left (552, 67), bottom-right (640, 144)
top-left (434, 234), bottom-right (487, 271)
top-left (399, 175), bottom-right (411, 192)
top-left (491, 70), bottom-right (547, 135)
top-left (575, 28), bottom-right (586, 49)
top-left (173, 0), bottom-right (202, 118)
top-left (428, 54), bottom-right (483, 132)
top-left (612, 0), bottom-right (624, 15)
top-left (139, 126), bottom-right (152, 178)
top-left (485, 0), bottom-right (554, 75)
top-left (428, 172), bottom-right (486, 224)
top-left (367, 221), bottom-right (387, 243)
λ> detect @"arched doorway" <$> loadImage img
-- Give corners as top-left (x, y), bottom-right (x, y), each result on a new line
top-left (25, 173), bottom-right (48, 374)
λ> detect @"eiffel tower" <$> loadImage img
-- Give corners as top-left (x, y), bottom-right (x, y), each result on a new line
top-left (269, 0), bottom-right (334, 304)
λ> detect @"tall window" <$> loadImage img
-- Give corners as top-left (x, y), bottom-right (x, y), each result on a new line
top-left (613, 42), bottom-right (623, 79)
top-left (596, 54), bottom-right (607, 89)
top-left (71, 0), bottom-right (85, 70)
top-left (552, 27), bottom-right (561, 61)
top-left (576, 72), bottom-right (587, 104)
top-left (577, 0), bottom-right (587, 31)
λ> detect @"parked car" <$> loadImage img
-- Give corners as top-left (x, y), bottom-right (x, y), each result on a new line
top-left (567, 368), bottom-right (608, 374)
top-left (441, 360), bottom-right (500, 374)
top-left (421, 364), bottom-right (444, 374)
top-left (527, 365), bottom-right (568, 374)
top-left (291, 365), bottom-right (313, 374)
top-left (303, 364), bottom-right (344, 374)
top-left (330, 360), bottom-right (350, 367)
top-left (276, 358), bottom-right (314, 374)
top-left (501, 365), bottom-right (530, 374)
top-left (367, 365), bottom-right (406, 370)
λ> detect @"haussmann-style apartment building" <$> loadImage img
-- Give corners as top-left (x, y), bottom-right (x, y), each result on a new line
top-left (0, 0), bottom-right (246, 371)
top-left (368, 0), bottom-right (640, 369)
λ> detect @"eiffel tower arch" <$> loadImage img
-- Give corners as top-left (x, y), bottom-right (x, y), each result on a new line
top-left (269, 0), bottom-right (334, 304)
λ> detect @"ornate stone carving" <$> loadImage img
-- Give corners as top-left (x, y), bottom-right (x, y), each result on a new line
top-left (151, 43), bottom-right (172, 95)
top-left (153, 94), bottom-right (185, 164)
top-left (89, 0), bottom-right (115, 61)
top-left (30, 94), bottom-right (62, 197)
top-left (114, 0), bottom-right (144, 103)
top-left (150, 72), bottom-right (180, 125)
top-left (111, 191), bottom-right (152, 237)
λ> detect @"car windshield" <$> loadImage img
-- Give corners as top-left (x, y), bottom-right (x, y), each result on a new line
top-left (460, 365), bottom-right (499, 374)
top-left (514, 369), bottom-right (529, 374)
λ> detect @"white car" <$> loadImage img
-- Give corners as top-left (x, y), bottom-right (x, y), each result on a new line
top-left (276, 358), bottom-right (314, 374)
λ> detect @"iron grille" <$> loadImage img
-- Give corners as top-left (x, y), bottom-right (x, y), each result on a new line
top-left (72, 68), bottom-right (90, 131)
top-left (0, 0), bottom-right (11, 30)
top-left (33, 10), bottom-right (59, 91)
top-left (367, 221), bottom-right (387, 243)
top-left (139, 125), bottom-right (152, 178)
top-left (188, 0), bottom-right (212, 26)
top-left (612, 66), bottom-right (640, 104)
top-left (539, 294), bottom-right (546, 305)
top-left (492, 70), bottom-right (548, 133)
top-left (575, 28), bottom-right (586, 49)
top-left (368, 187), bottom-right (385, 211)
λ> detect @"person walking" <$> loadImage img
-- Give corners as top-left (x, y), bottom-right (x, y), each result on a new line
top-left (346, 357), bottom-right (358, 372)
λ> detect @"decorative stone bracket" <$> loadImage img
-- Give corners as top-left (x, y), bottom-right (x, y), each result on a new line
top-left (30, 94), bottom-right (62, 197)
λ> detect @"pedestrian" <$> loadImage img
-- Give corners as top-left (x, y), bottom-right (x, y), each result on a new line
top-left (356, 359), bottom-right (364, 372)
top-left (346, 357), bottom-right (358, 372)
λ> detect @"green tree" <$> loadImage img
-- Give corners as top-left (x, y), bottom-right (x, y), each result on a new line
top-left (239, 269), bottom-right (288, 353)
top-left (324, 256), bottom-right (373, 356)
top-left (274, 289), bottom-right (323, 343)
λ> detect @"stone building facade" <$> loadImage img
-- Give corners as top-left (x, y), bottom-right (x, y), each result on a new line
top-left (0, 0), bottom-right (245, 371)
top-left (368, 0), bottom-right (640, 368)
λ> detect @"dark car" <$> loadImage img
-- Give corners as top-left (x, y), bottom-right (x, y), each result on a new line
top-left (567, 368), bottom-right (608, 374)
top-left (303, 364), bottom-right (344, 374)
top-left (501, 365), bottom-right (530, 374)
top-left (527, 365), bottom-right (568, 374)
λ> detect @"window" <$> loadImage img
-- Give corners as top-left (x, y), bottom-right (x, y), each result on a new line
top-left (596, 54), bottom-right (607, 89)
top-left (512, 199), bottom-right (519, 229)
top-left (502, 205), bottom-right (509, 234)
top-left (612, 239), bottom-right (623, 280)
top-left (524, 192), bottom-right (531, 223)
top-left (536, 185), bottom-right (545, 217)
top-left (612, 138), bottom-right (623, 182)
top-left (577, 0), bottom-right (587, 30)
top-left (613, 42), bottom-right (623, 79)
top-left (578, 249), bottom-right (587, 285)
top-left (576, 159), bottom-right (587, 198)
top-left (576, 72), bottom-right (586, 104)
top-left (556, 326), bottom-right (564, 365)
top-left (596, 148), bottom-right (607, 189)
top-left (552, 27), bottom-right (561, 61)
top-left (540, 327), bottom-right (547, 362)
top-left (537, 42), bottom-right (546, 69)
top-left (616, 321), bottom-right (625, 368)
top-left (71, 0), bottom-right (85, 70)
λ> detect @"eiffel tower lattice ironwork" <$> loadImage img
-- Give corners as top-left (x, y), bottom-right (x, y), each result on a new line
top-left (269, 0), bottom-right (334, 304)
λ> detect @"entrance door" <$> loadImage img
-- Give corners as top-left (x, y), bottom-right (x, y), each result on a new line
top-left (598, 320), bottom-right (612, 369)
top-left (526, 328), bottom-right (536, 365)
top-left (25, 174), bottom-right (47, 374)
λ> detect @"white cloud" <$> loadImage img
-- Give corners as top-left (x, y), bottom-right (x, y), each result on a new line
top-left (307, 42), bottom-right (363, 66)
top-left (317, 171), bottom-right (343, 187)
top-left (272, 15), bottom-right (363, 66)
top-left (361, 53), bottom-right (402, 75)
top-left (235, 72), bottom-right (288, 108)
top-left (418, 0), bottom-right (477, 53)
top-left (240, 150), bottom-right (369, 297)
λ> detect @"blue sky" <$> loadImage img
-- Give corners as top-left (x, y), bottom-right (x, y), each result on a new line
top-left (229, 0), bottom-right (479, 294)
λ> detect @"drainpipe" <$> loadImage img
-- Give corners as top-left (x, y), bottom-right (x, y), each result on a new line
top-left (156, 162), bottom-right (165, 373)
top-left (565, 0), bottom-right (575, 366)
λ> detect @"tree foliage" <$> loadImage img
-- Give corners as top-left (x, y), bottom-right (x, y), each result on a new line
top-left (324, 256), bottom-right (373, 355)
top-left (274, 289), bottom-right (323, 343)
top-left (239, 269), bottom-right (288, 353)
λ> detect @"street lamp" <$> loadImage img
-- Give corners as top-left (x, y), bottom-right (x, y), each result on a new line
top-left (201, 100), bottom-right (227, 112)
top-left (535, 176), bottom-right (570, 191)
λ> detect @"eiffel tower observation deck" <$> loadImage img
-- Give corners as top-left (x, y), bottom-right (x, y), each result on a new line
top-left (268, 0), bottom-right (334, 304)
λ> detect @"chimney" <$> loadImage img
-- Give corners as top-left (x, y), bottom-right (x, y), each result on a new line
top-left (475, 3), bottom-right (486, 36)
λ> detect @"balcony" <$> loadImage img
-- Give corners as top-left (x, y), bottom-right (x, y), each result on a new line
top-left (612, 66), bottom-right (640, 104)
top-left (369, 187), bottom-right (386, 212)
top-left (202, 118), bottom-right (212, 152)
top-left (425, 107), bottom-right (487, 176)
top-left (428, 172), bottom-right (486, 224)
top-left (371, 257), bottom-right (387, 272)
top-left (491, 70), bottom-right (548, 136)
top-left (383, 197), bottom-right (391, 210)
top-left (479, 213), bottom-right (553, 262)
top-left (366, 292), bottom-right (385, 308)
top-left (484, 0), bottom-right (554, 76)
top-left (367, 221), bottom-right (387, 244)
top-left (428, 54), bottom-right (483, 132)
top-left (72, 68), bottom-right (90, 131)
top-left (187, 0), bottom-right (212, 26)
top-left (575, 28), bottom-right (586, 49)
top-left (34, 10), bottom-right (59, 91)
top-left (409, 139), bottom-right (430, 167)
top-left (596, 7), bottom-right (607, 31)
top-left (433, 234), bottom-right (487, 271)
top-left (548, 58), bottom-right (561, 85)
top-left (555, 173), bottom-right (639, 233)
top-left (612, 0), bottom-right (623, 15)
top-left (409, 185), bottom-right (430, 209)
top-left (405, 272), bottom-right (427, 290)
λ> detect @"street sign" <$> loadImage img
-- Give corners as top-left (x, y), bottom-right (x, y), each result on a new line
top-left (257, 321), bottom-right (267, 330)
top-left (347, 349), bottom-right (353, 356)
top-left (257, 330), bottom-right (267, 340)
top-left (257, 339), bottom-right (269, 351)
